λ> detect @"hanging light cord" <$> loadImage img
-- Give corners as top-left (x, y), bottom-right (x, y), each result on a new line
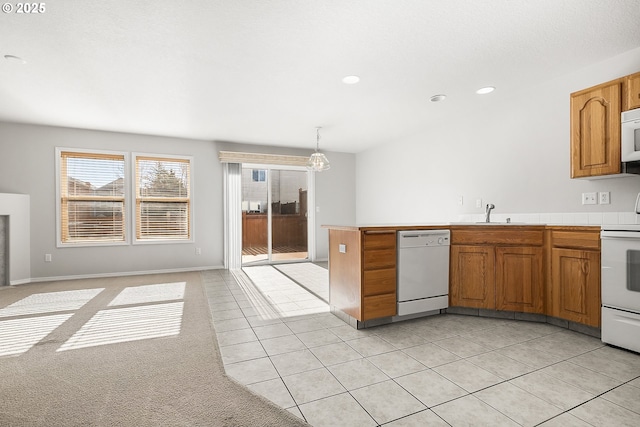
top-left (315, 127), bottom-right (321, 152)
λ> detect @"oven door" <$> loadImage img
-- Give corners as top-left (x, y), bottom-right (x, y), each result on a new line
top-left (601, 230), bottom-right (640, 311)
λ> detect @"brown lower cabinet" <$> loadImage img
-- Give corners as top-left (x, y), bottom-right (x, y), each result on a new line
top-left (449, 229), bottom-right (544, 314)
top-left (326, 227), bottom-right (398, 322)
top-left (449, 245), bottom-right (544, 313)
top-left (547, 228), bottom-right (601, 327)
top-left (450, 245), bottom-right (495, 309)
top-left (327, 225), bottom-right (601, 328)
top-left (496, 246), bottom-right (544, 313)
top-left (362, 230), bottom-right (397, 320)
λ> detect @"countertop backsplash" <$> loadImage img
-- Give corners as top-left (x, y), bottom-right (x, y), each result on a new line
top-left (455, 211), bottom-right (640, 226)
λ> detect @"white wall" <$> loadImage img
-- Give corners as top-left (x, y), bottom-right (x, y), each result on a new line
top-left (356, 47), bottom-right (640, 225)
top-left (0, 123), bottom-right (224, 280)
top-left (0, 124), bottom-right (355, 280)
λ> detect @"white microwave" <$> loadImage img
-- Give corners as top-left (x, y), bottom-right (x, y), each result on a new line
top-left (621, 108), bottom-right (640, 162)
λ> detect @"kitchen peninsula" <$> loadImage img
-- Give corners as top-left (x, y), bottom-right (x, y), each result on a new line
top-left (323, 224), bottom-right (602, 334)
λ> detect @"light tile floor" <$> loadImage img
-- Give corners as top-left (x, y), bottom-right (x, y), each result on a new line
top-left (202, 265), bottom-right (640, 427)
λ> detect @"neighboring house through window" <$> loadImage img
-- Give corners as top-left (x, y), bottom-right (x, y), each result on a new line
top-left (57, 149), bottom-right (193, 246)
top-left (57, 149), bottom-right (127, 245)
top-left (252, 169), bottom-right (266, 182)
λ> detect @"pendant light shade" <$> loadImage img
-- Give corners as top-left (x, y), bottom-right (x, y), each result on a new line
top-left (307, 127), bottom-right (330, 172)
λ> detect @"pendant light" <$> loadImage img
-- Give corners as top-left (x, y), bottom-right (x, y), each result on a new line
top-left (307, 127), bottom-right (330, 171)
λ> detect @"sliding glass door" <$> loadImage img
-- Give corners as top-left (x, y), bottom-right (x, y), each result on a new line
top-left (241, 166), bottom-right (309, 265)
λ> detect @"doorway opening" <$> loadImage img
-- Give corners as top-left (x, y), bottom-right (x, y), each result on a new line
top-left (241, 166), bottom-right (309, 266)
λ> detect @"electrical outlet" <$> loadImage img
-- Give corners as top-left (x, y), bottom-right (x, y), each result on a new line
top-left (195, 248), bottom-right (201, 255)
top-left (582, 192), bottom-right (597, 205)
top-left (45, 254), bottom-right (52, 262)
top-left (599, 191), bottom-right (611, 205)
top-left (476, 198), bottom-right (482, 208)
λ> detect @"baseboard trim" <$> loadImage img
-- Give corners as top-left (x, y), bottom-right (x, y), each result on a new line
top-left (18, 265), bottom-right (225, 285)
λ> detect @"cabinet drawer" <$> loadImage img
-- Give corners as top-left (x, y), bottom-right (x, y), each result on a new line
top-left (363, 249), bottom-right (396, 270)
top-left (363, 268), bottom-right (396, 296)
top-left (550, 230), bottom-right (601, 250)
top-left (363, 231), bottom-right (396, 249)
top-left (451, 228), bottom-right (544, 246)
top-left (363, 293), bottom-right (396, 320)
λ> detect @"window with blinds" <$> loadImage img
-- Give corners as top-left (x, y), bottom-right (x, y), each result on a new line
top-left (59, 150), bottom-right (126, 244)
top-left (135, 155), bottom-right (192, 241)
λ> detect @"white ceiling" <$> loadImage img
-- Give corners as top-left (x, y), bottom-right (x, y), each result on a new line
top-left (1, 0), bottom-right (640, 153)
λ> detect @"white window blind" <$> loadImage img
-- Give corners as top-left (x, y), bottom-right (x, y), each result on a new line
top-left (135, 156), bottom-right (191, 241)
top-left (59, 151), bottom-right (126, 243)
top-left (218, 151), bottom-right (309, 166)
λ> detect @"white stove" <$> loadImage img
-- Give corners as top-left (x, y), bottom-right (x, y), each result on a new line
top-left (601, 224), bottom-right (640, 353)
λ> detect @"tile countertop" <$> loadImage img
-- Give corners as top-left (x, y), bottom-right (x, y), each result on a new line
top-left (322, 223), bottom-right (603, 232)
top-left (323, 212), bottom-right (640, 231)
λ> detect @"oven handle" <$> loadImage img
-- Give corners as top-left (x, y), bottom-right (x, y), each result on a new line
top-left (601, 230), bottom-right (640, 239)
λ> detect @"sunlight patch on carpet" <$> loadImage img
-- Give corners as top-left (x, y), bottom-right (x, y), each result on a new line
top-left (0, 289), bottom-right (104, 318)
top-left (0, 314), bottom-right (73, 357)
top-left (108, 282), bottom-right (186, 306)
top-left (58, 302), bottom-right (184, 351)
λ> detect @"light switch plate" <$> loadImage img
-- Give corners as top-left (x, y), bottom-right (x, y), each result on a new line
top-left (339, 244), bottom-right (346, 253)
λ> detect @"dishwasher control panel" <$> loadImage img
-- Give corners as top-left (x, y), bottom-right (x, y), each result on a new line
top-left (398, 230), bottom-right (450, 248)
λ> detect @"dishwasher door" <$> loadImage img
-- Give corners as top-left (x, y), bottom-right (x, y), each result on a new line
top-left (397, 230), bottom-right (450, 315)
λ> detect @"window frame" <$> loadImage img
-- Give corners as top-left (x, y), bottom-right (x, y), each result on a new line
top-left (132, 152), bottom-right (194, 245)
top-left (55, 147), bottom-right (131, 248)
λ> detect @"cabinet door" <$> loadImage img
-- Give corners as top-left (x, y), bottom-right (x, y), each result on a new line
top-left (450, 245), bottom-right (495, 309)
top-left (570, 79), bottom-right (622, 178)
top-left (625, 72), bottom-right (640, 111)
top-left (550, 248), bottom-right (601, 327)
top-left (495, 246), bottom-right (544, 313)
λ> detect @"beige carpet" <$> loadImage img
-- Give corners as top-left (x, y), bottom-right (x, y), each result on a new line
top-left (0, 271), bottom-right (307, 427)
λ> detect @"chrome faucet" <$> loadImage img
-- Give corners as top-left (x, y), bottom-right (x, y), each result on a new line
top-left (485, 204), bottom-right (495, 223)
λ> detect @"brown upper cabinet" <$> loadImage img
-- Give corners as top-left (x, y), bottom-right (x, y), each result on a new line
top-left (570, 78), bottom-right (623, 178)
top-left (625, 72), bottom-right (640, 111)
top-left (570, 71), bottom-right (640, 179)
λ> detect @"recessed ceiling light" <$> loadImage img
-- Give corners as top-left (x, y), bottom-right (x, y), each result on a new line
top-left (4, 55), bottom-right (26, 64)
top-left (430, 94), bottom-right (446, 102)
top-left (342, 75), bottom-right (360, 85)
top-left (476, 86), bottom-right (495, 95)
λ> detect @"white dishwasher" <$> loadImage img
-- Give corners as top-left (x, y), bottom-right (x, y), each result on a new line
top-left (397, 230), bottom-right (450, 316)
